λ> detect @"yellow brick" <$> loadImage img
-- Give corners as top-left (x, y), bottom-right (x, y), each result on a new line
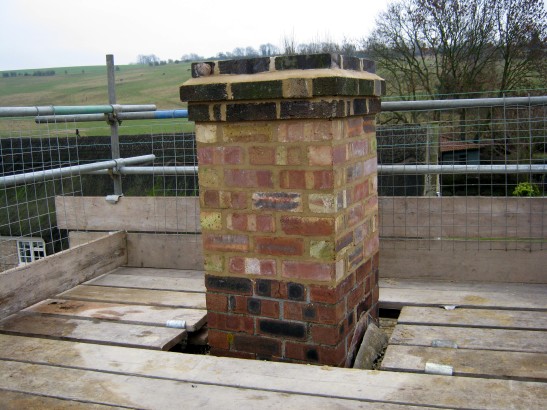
top-left (200, 211), bottom-right (222, 230)
top-left (310, 240), bottom-right (335, 260)
top-left (204, 254), bottom-right (224, 272)
top-left (308, 193), bottom-right (337, 214)
top-left (199, 168), bottom-right (220, 188)
top-left (196, 124), bottom-right (218, 143)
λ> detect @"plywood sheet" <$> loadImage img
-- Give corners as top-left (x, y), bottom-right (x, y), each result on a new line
top-left (86, 272), bottom-right (205, 293)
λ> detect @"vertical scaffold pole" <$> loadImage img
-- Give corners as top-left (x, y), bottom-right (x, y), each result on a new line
top-left (106, 54), bottom-right (123, 195)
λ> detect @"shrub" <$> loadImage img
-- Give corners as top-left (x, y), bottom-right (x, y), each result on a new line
top-left (512, 182), bottom-right (541, 197)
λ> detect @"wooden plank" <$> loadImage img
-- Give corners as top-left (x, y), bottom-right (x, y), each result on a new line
top-left (379, 196), bottom-right (546, 239)
top-left (24, 299), bottom-right (207, 332)
top-left (59, 285), bottom-right (206, 309)
top-left (0, 361), bottom-right (417, 410)
top-left (0, 335), bottom-right (544, 410)
top-left (126, 232), bottom-right (204, 270)
top-left (390, 324), bottom-right (547, 353)
top-left (86, 272), bottom-right (206, 293)
top-left (381, 279), bottom-right (547, 294)
top-left (109, 266), bottom-right (205, 279)
top-left (0, 232), bottom-right (127, 320)
top-left (0, 313), bottom-right (185, 351)
top-left (55, 196), bottom-right (201, 233)
top-left (380, 244), bottom-right (547, 284)
top-left (381, 345), bottom-right (547, 382)
top-left (398, 306), bottom-right (547, 331)
top-left (380, 286), bottom-right (547, 311)
top-left (0, 390), bottom-right (122, 409)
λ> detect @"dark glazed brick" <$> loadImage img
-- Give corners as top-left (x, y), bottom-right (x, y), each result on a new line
top-left (247, 298), bottom-right (261, 315)
top-left (287, 283), bottom-right (305, 301)
top-left (226, 103), bottom-right (277, 121)
top-left (233, 334), bottom-right (281, 356)
top-left (358, 79), bottom-right (374, 96)
top-left (303, 305), bottom-right (316, 320)
top-left (342, 56), bottom-right (361, 71)
top-left (180, 83), bottom-right (227, 102)
top-left (362, 59), bottom-right (376, 73)
top-left (353, 99), bottom-right (367, 115)
top-left (306, 349), bottom-right (319, 361)
top-left (219, 57), bottom-right (270, 75)
top-left (206, 275), bottom-right (252, 294)
top-left (187, 104), bottom-right (210, 122)
top-left (280, 100), bottom-right (346, 119)
top-left (312, 77), bottom-right (359, 96)
top-left (275, 53), bottom-right (336, 71)
top-left (368, 98), bottom-right (381, 114)
top-left (255, 279), bottom-right (272, 297)
top-left (259, 319), bottom-right (306, 339)
top-left (231, 81), bottom-right (283, 100)
top-left (212, 104), bottom-right (222, 121)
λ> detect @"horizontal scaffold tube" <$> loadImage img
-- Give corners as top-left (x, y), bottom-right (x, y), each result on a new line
top-left (35, 110), bottom-right (188, 123)
top-left (0, 154), bottom-right (155, 187)
top-left (90, 165), bottom-right (198, 175)
top-left (381, 96), bottom-right (547, 111)
top-left (378, 164), bottom-right (547, 174)
top-left (0, 104), bottom-right (157, 118)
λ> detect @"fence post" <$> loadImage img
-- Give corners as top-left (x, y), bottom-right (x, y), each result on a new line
top-left (181, 54), bottom-right (385, 366)
top-left (106, 54), bottom-right (122, 195)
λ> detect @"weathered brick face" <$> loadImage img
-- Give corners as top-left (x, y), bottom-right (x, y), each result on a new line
top-left (181, 53), bottom-right (383, 366)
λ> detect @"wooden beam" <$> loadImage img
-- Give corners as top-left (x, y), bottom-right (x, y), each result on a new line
top-left (55, 196), bottom-right (200, 233)
top-left (0, 232), bottom-right (127, 320)
top-left (0, 390), bottom-right (120, 410)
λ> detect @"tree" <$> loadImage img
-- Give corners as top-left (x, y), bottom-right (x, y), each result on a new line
top-left (259, 43), bottom-right (280, 56)
top-left (366, 0), bottom-right (546, 99)
top-left (136, 54), bottom-right (160, 65)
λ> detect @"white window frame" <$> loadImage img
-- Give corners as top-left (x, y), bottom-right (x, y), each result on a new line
top-left (17, 238), bottom-right (46, 265)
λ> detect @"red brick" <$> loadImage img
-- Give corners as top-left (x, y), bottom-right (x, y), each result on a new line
top-left (335, 231), bottom-right (353, 252)
top-left (285, 341), bottom-right (346, 366)
top-left (284, 301), bottom-right (345, 325)
top-left (348, 244), bottom-right (365, 270)
top-left (249, 146), bottom-right (276, 165)
top-left (364, 234), bottom-right (379, 259)
top-left (349, 140), bottom-right (368, 159)
top-left (346, 162), bottom-right (364, 184)
top-left (309, 170), bottom-right (334, 190)
top-left (210, 347), bottom-right (254, 360)
top-left (233, 334), bottom-right (281, 357)
top-left (228, 191), bottom-right (248, 209)
top-left (363, 118), bottom-right (375, 134)
top-left (197, 147), bottom-right (214, 165)
top-left (260, 299), bottom-right (281, 318)
top-left (347, 117), bottom-right (363, 137)
top-left (280, 170), bottom-right (306, 189)
top-left (255, 236), bottom-right (304, 256)
top-left (356, 259), bottom-right (372, 283)
top-left (223, 146), bottom-right (243, 164)
top-left (280, 216), bottom-right (334, 236)
top-left (228, 257), bottom-right (245, 274)
top-left (207, 311), bottom-right (255, 334)
top-left (256, 215), bottom-right (275, 232)
top-left (203, 190), bottom-right (220, 208)
top-left (363, 157), bottom-right (377, 175)
top-left (347, 203), bottom-right (365, 227)
top-left (287, 147), bottom-right (302, 165)
top-left (203, 233), bottom-right (249, 252)
top-left (283, 301), bottom-right (305, 321)
top-left (352, 181), bottom-right (368, 203)
top-left (308, 145), bottom-right (333, 166)
top-left (348, 283), bottom-right (365, 312)
top-left (333, 144), bottom-right (347, 164)
top-left (208, 329), bottom-right (230, 350)
top-left (281, 261), bottom-right (334, 282)
top-left (228, 213), bottom-right (248, 231)
top-left (224, 169), bottom-right (273, 188)
top-left (206, 293), bottom-right (228, 312)
top-left (309, 285), bottom-right (340, 304)
top-left (311, 324), bottom-right (344, 346)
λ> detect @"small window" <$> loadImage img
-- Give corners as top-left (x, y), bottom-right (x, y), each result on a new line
top-left (17, 239), bottom-right (46, 265)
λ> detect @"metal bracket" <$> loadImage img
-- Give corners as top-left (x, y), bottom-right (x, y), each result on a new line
top-left (105, 194), bottom-right (122, 204)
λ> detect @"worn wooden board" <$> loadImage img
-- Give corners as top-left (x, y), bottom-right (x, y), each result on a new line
top-left (0, 390), bottom-right (122, 409)
top-left (380, 285), bottom-right (547, 311)
top-left (126, 232), bottom-right (204, 270)
top-left (24, 299), bottom-right (207, 332)
top-left (86, 272), bottom-right (206, 293)
top-left (0, 232), bottom-right (127, 320)
top-left (0, 335), bottom-right (544, 410)
top-left (0, 360), bottom-right (419, 410)
top-left (55, 196), bottom-right (201, 233)
top-left (381, 344), bottom-right (547, 382)
top-left (59, 285), bottom-right (206, 309)
top-left (0, 313), bottom-right (186, 350)
top-left (380, 279), bottom-right (547, 294)
top-left (109, 266), bottom-right (205, 279)
top-left (379, 196), bottom-right (546, 239)
top-left (397, 306), bottom-right (547, 330)
top-left (380, 244), bottom-right (547, 283)
top-left (390, 324), bottom-right (547, 353)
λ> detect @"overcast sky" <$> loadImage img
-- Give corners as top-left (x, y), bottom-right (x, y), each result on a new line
top-left (0, 0), bottom-right (391, 71)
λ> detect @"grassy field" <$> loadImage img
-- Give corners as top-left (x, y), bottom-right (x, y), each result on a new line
top-left (0, 62), bottom-right (195, 137)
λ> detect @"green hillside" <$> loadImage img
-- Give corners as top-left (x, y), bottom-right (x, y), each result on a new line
top-left (0, 62), bottom-right (195, 137)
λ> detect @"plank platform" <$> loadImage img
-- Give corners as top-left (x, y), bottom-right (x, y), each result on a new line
top-left (1, 334), bottom-right (545, 409)
top-left (380, 279), bottom-right (547, 388)
top-left (0, 267), bottom-right (207, 351)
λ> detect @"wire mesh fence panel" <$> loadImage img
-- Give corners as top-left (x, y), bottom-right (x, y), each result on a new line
top-left (377, 95), bottom-right (546, 252)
